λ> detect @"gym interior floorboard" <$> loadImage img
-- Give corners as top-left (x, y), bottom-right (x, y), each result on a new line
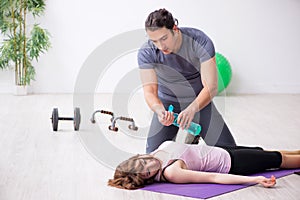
top-left (0, 94), bottom-right (299, 200)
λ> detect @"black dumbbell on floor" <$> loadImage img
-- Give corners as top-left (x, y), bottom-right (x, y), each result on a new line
top-left (51, 107), bottom-right (81, 131)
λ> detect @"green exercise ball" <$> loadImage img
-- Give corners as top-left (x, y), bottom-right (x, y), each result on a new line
top-left (215, 52), bottom-right (232, 93)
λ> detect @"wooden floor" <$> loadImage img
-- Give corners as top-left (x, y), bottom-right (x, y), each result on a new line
top-left (0, 94), bottom-right (299, 200)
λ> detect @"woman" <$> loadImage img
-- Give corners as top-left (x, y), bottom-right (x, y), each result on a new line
top-left (108, 140), bottom-right (300, 190)
top-left (138, 8), bottom-right (236, 153)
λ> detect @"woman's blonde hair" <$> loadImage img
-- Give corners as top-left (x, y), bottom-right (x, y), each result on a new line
top-left (108, 154), bottom-right (157, 190)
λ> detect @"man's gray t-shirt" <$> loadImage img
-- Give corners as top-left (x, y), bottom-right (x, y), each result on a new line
top-left (138, 27), bottom-right (215, 102)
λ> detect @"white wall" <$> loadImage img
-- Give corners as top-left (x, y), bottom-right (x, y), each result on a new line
top-left (1, 0), bottom-right (300, 94)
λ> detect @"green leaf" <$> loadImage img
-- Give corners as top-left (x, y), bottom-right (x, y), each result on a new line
top-left (0, 0), bottom-right (50, 85)
top-left (27, 24), bottom-right (51, 61)
top-left (27, 0), bottom-right (46, 17)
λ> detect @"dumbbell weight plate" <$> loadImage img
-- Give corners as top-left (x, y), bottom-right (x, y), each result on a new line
top-left (52, 108), bottom-right (59, 131)
top-left (74, 107), bottom-right (81, 131)
top-left (128, 124), bottom-right (138, 131)
top-left (108, 125), bottom-right (118, 132)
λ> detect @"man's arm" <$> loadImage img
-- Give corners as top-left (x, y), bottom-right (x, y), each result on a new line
top-left (176, 57), bottom-right (218, 128)
top-left (196, 56), bottom-right (218, 110)
top-left (139, 69), bottom-right (173, 125)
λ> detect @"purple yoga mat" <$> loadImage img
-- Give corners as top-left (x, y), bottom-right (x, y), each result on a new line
top-left (141, 169), bottom-right (300, 199)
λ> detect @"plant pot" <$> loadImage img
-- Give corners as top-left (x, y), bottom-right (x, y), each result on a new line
top-left (14, 85), bottom-right (28, 96)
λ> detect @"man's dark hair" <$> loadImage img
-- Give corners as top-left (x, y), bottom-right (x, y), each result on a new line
top-left (145, 8), bottom-right (178, 31)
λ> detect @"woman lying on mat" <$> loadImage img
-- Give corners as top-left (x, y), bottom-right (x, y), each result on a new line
top-left (108, 140), bottom-right (300, 189)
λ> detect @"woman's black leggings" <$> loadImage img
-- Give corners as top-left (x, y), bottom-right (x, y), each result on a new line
top-left (222, 146), bottom-right (282, 175)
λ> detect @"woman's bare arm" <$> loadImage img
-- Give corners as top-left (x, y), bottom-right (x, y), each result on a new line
top-left (163, 160), bottom-right (276, 187)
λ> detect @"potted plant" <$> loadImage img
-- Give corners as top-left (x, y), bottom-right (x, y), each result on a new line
top-left (0, 0), bottom-right (51, 95)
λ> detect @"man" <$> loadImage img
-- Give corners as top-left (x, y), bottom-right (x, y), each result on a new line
top-left (138, 8), bottom-right (236, 153)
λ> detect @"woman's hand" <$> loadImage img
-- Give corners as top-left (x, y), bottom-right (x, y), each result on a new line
top-left (177, 103), bottom-right (198, 129)
top-left (257, 175), bottom-right (276, 188)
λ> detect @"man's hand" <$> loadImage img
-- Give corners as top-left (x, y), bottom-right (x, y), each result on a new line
top-left (152, 104), bottom-right (174, 126)
top-left (159, 110), bottom-right (174, 126)
top-left (177, 102), bottom-right (198, 129)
